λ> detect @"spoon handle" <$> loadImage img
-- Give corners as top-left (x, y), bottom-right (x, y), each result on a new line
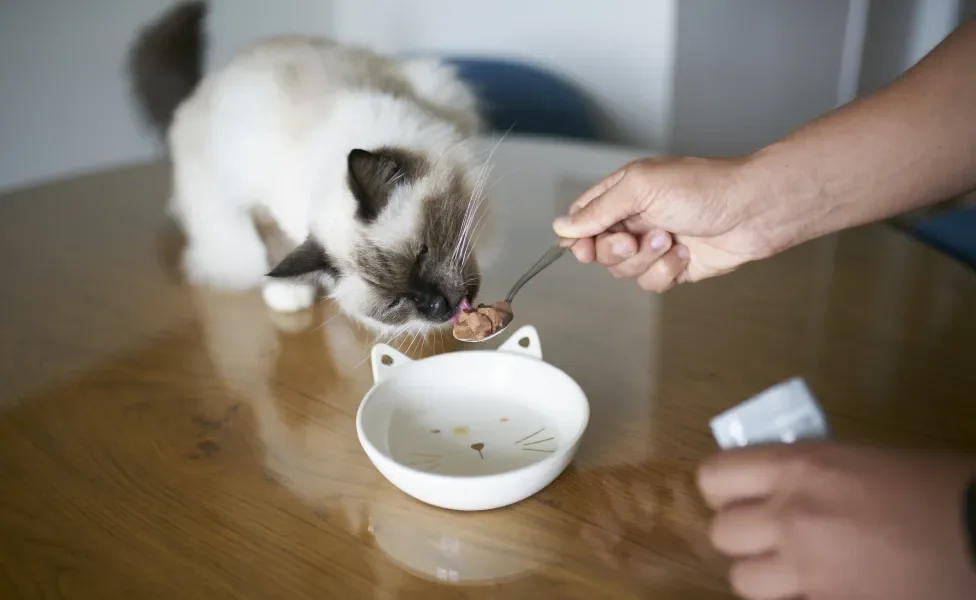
top-left (504, 241), bottom-right (573, 303)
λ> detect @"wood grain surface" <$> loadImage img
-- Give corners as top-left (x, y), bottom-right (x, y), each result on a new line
top-left (1, 138), bottom-right (975, 599)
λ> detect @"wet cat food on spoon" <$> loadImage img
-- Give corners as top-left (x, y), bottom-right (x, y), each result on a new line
top-left (453, 301), bottom-right (513, 342)
top-left (452, 238), bottom-right (575, 343)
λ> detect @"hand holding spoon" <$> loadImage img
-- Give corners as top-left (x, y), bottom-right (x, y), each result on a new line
top-left (453, 237), bottom-right (575, 343)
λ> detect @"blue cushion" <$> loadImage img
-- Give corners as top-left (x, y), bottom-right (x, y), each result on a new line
top-left (910, 207), bottom-right (976, 269)
top-left (440, 57), bottom-right (603, 141)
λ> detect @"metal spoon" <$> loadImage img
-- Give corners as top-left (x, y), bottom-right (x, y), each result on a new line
top-left (454, 237), bottom-right (575, 343)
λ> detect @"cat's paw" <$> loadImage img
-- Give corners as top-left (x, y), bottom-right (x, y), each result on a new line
top-left (262, 281), bottom-right (317, 313)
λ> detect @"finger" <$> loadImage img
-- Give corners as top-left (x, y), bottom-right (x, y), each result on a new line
top-left (729, 554), bottom-right (800, 600)
top-left (554, 172), bottom-right (637, 239)
top-left (608, 230), bottom-right (672, 279)
top-left (696, 447), bottom-right (792, 510)
top-left (635, 244), bottom-right (689, 293)
top-left (709, 500), bottom-right (780, 557)
top-left (595, 232), bottom-right (639, 266)
top-left (570, 237), bottom-right (596, 263)
top-left (568, 169), bottom-right (627, 216)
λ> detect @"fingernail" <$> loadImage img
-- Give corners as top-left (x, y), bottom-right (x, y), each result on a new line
top-left (553, 216), bottom-right (572, 233)
top-left (650, 231), bottom-right (668, 250)
top-left (612, 242), bottom-right (633, 257)
top-left (677, 245), bottom-right (690, 260)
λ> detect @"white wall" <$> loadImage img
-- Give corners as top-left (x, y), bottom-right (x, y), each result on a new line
top-left (670, 0), bottom-right (854, 157)
top-left (333, 0), bottom-right (677, 150)
top-left (205, 0), bottom-right (335, 70)
top-left (0, 0), bottom-right (169, 192)
top-left (0, 0), bottom-right (966, 193)
top-left (336, 0), bottom-right (965, 155)
top-left (0, 0), bottom-right (335, 193)
top-left (858, 0), bottom-right (961, 96)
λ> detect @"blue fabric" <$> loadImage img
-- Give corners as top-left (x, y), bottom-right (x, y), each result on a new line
top-left (441, 57), bottom-right (602, 141)
top-left (910, 207), bottom-right (976, 269)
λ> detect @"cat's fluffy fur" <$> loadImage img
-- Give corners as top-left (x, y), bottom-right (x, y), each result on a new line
top-left (128, 2), bottom-right (493, 334)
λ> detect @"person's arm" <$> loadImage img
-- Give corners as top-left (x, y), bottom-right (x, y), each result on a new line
top-left (966, 478), bottom-right (976, 563)
top-left (738, 18), bottom-right (976, 255)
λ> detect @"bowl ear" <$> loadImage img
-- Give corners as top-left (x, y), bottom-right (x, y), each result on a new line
top-left (497, 325), bottom-right (542, 360)
top-left (371, 344), bottom-right (413, 384)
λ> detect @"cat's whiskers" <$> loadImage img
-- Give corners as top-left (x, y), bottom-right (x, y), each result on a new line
top-left (405, 327), bottom-right (424, 357)
top-left (323, 288), bottom-right (352, 307)
top-left (390, 320), bottom-right (419, 350)
top-left (462, 203), bottom-right (491, 266)
top-left (404, 324), bottom-right (417, 356)
top-left (462, 208), bottom-right (487, 261)
top-left (451, 189), bottom-right (475, 262)
top-left (486, 163), bottom-right (529, 188)
top-left (385, 323), bottom-right (410, 347)
top-left (418, 323), bottom-right (431, 355)
top-left (467, 164), bottom-right (493, 225)
top-left (455, 185), bottom-right (488, 266)
top-left (303, 287), bottom-right (353, 332)
top-left (312, 307), bottom-right (346, 333)
top-left (456, 146), bottom-right (501, 266)
top-left (480, 125), bottom-right (514, 162)
top-left (462, 161), bottom-right (522, 266)
top-left (354, 324), bottom-right (402, 369)
top-left (453, 174), bottom-right (486, 263)
top-left (453, 138), bottom-right (499, 263)
top-left (402, 331), bottom-right (415, 357)
top-left (353, 352), bottom-right (372, 370)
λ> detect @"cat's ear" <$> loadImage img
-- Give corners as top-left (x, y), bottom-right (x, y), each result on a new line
top-left (267, 237), bottom-right (336, 281)
top-left (348, 149), bottom-right (402, 222)
top-left (347, 148), bottom-right (426, 222)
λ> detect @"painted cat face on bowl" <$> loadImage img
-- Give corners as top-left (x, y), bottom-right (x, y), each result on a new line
top-left (388, 404), bottom-right (562, 476)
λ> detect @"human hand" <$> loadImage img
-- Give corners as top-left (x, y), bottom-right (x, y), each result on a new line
top-left (552, 157), bottom-right (772, 292)
top-left (696, 442), bottom-right (976, 600)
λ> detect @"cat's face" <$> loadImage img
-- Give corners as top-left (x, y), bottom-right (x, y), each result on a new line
top-left (268, 147), bottom-right (488, 333)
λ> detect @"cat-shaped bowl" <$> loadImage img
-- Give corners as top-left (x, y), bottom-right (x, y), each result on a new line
top-left (356, 325), bottom-right (589, 511)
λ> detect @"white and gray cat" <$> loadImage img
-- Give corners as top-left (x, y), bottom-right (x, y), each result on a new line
top-left (128, 1), bottom-right (494, 334)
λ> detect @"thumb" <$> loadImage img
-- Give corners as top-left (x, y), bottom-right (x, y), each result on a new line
top-left (553, 171), bottom-right (638, 238)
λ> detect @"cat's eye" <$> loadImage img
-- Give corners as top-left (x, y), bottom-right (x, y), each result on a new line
top-left (387, 297), bottom-right (404, 309)
top-left (418, 243), bottom-right (429, 256)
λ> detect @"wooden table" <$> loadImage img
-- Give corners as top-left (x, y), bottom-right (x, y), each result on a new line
top-left (2, 136), bottom-right (975, 599)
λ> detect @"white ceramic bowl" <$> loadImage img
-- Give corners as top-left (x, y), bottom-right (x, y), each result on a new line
top-left (356, 325), bottom-right (589, 511)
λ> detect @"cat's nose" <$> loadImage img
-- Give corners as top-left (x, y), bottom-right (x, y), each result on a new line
top-left (413, 290), bottom-right (453, 321)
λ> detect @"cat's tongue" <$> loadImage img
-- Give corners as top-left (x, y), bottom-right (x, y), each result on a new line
top-left (451, 297), bottom-right (473, 324)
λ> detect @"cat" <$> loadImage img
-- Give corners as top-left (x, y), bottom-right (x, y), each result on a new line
top-left (128, 1), bottom-right (494, 335)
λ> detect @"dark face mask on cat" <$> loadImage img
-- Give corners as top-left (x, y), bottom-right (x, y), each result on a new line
top-left (266, 147), bottom-right (485, 330)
